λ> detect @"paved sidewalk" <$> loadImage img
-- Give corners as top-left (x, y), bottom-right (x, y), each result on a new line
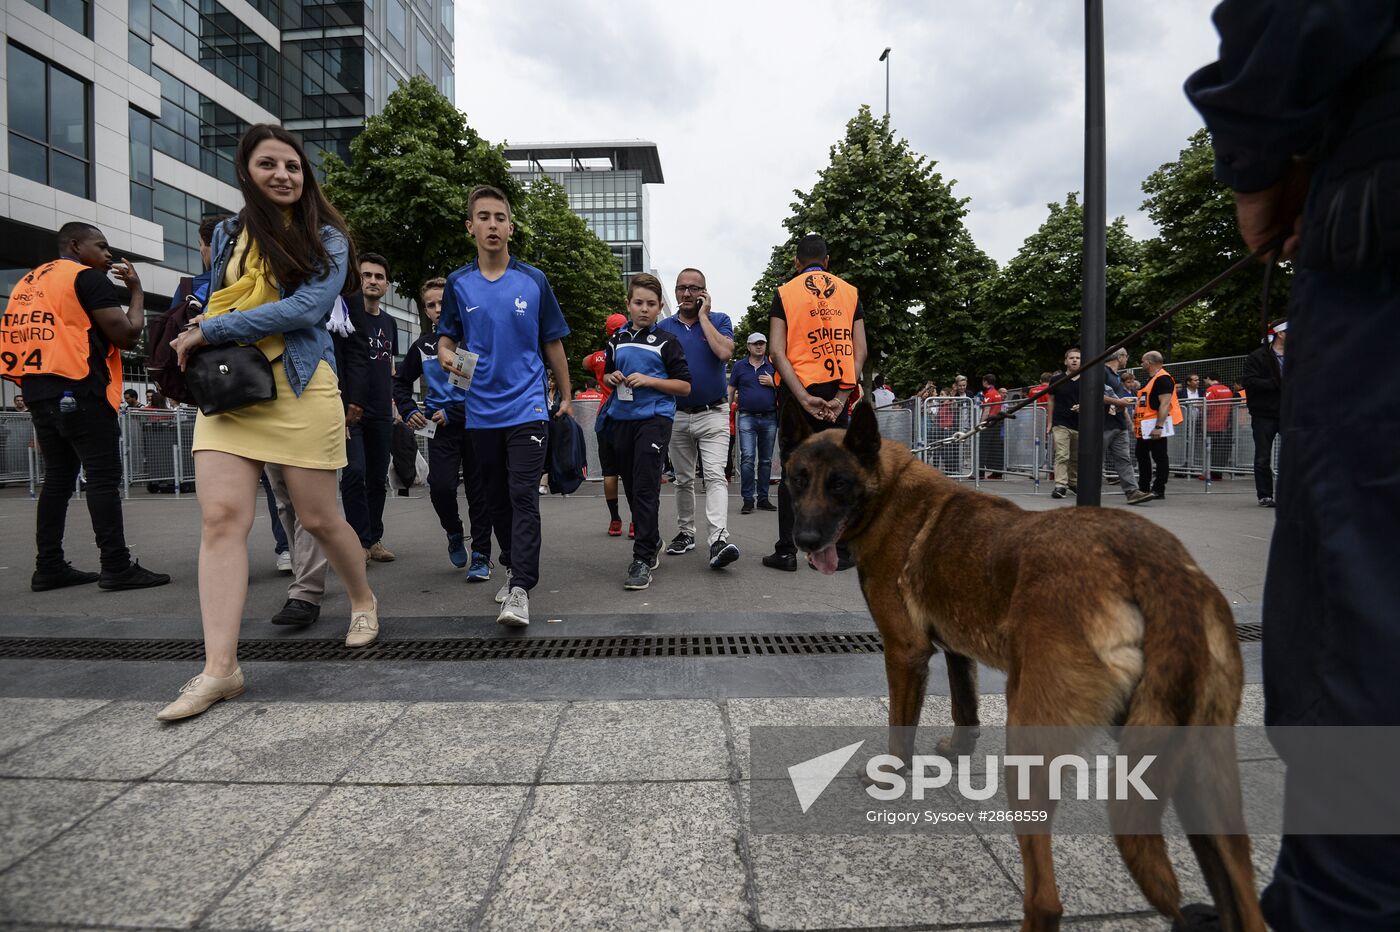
top-left (0, 689), bottom-right (1279, 931)
top-left (0, 478), bottom-right (1279, 930)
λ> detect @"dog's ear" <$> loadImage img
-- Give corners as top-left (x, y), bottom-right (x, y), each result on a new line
top-left (780, 397), bottom-right (813, 452)
top-left (844, 401), bottom-right (882, 469)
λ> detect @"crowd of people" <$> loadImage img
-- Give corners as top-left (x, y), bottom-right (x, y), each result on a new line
top-left (0, 121), bottom-right (871, 719)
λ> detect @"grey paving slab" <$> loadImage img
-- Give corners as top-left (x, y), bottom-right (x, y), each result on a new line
top-left (153, 701), bottom-right (406, 783)
top-left (543, 699), bottom-right (729, 783)
top-left (0, 698), bottom-right (109, 756)
top-left (0, 778), bottom-right (129, 872)
top-left (0, 782), bottom-right (319, 928)
top-left (749, 832), bottom-right (1024, 929)
top-left (0, 699), bottom-right (244, 780)
top-left (205, 784), bottom-right (526, 931)
top-left (479, 782), bottom-right (749, 931)
top-left (726, 696), bottom-right (887, 778)
top-left (343, 700), bottom-right (563, 784)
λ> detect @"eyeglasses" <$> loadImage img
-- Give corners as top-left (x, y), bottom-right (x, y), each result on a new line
top-left (676, 285), bottom-right (704, 293)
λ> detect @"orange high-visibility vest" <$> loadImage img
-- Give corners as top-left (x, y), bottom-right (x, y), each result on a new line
top-left (776, 269), bottom-right (860, 391)
top-left (1134, 369), bottom-right (1183, 434)
top-left (1, 260), bottom-right (123, 411)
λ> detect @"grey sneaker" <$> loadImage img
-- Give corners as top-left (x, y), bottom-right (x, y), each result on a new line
top-left (709, 537), bottom-right (740, 569)
top-left (624, 560), bottom-right (652, 590)
top-left (665, 533), bottom-right (696, 555)
top-left (494, 568), bottom-right (514, 604)
top-left (1125, 489), bottom-right (1155, 506)
top-left (497, 586), bottom-right (529, 626)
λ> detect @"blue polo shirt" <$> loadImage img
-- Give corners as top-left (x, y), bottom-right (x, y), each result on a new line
top-left (729, 356), bottom-right (777, 413)
top-left (657, 311), bottom-right (732, 409)
top-left (438, 258), bottom-right (570, 429)
top-left (604, 323), bottom-right (691, 421)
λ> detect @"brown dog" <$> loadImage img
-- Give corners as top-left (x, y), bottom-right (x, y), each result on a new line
top-left (781, 400), bottom-right (1265, 932)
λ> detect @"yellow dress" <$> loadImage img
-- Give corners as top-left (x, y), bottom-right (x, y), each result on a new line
top-left (191, 232), bottom-right (347, 469)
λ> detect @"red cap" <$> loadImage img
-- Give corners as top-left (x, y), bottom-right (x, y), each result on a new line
top-left (605, 313), bottom-right (628, 336)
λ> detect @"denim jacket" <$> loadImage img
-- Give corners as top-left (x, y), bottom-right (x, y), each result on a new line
top-left (198, 216), bottom-right (347, 396)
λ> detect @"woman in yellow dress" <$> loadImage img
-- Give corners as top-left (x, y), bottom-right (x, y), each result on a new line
top-left (159, 124), bottom-right (379, 721)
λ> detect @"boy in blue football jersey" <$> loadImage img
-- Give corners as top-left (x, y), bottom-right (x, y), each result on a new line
top-left (604, 273), bottom-right (691, 591)
top-left (438, 186), bottom-right (572, 626)
top-left (392, 277), bottom-right (494, 580)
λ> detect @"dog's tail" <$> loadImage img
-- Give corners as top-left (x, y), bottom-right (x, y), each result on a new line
top-left (1112, 568), bottom-right (1264, 930)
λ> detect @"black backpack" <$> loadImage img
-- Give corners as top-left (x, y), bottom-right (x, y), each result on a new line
top-left (545, 411), bottom-right (587, 494)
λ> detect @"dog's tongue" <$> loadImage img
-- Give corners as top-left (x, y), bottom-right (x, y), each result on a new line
top-left (811, 544), bottom-right (840, 576)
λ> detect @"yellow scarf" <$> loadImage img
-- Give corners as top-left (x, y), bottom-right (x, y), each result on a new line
top-left (206, 231), bottom-right (286, 361)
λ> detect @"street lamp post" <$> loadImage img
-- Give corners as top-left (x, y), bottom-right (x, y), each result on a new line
top-left (1077, 0), bottom-right (1106, 506)
top-left (879, 47), bottom-right (891, 118)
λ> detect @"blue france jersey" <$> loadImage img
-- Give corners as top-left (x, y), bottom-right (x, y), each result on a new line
top-left (438, 259), bottom-right (570, 429)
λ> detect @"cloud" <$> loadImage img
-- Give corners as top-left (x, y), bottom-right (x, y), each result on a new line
top-left (455, 0), bottom-right (1222, 322)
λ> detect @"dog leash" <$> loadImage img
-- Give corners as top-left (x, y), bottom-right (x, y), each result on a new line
top-left (929, 239), bottom-right (1284, 446)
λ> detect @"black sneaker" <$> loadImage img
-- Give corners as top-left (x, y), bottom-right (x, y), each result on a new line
top-left (709, 538), bottom-right (740, 569)
top-left (1258, 496), bottom-right (1276, 508)
top-left (762, 551), bottom-right (797, 572)
top-left (1152, 490), bottom-right (1166, 500)
top-left (624, 559), bottom-right (652, 590)
top-left (271, 598), bottom-right (320, 626)
top-left (1051, 486), bottom-right (1067, 499)
top-left (756, 500), bottom-right (777, 511)
top-left (741, 501), bottom-right (755, 515)
top-left (98, 561), bottom-right (171, 591)
top-left (31, 563), bottom-right (99, 592)
top-left (665, 533), bottom-right (695, 555)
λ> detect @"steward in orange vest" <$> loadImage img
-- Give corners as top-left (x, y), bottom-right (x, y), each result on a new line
top-left (2, 221), bottom-right (168, 593)
top-left (1133, 366), bottom-right (1184, 437)
top-left (763, 232), bottom-right (867, 572)
top-left (1133, 351), bottom-right (1182, 500)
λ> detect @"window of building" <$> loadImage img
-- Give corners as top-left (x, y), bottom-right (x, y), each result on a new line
top-left (439, 0), bottom-right (451, 33)
top-left (129, 108), bottom-right (155, 219)
top-left (300, 125), bottom-right (361, 175)
top-left (129, 181), bottom-right (221, 274)
top-left (151, 0), bottom-right (281, 113)
top-left (414, 24), bottom-right (431, 77)
top-left (387, 0), bottom-right (405, 44)
top-left (364, 47), bottom-right (377, 111)
top-left (440, 64), bottom-right (453, 103)
top-left (285, 37), bottom-right (365, 121)
top-left (6, 43), bottom-right (91, 199)
top-left (150, 66), bottom-right (248, 187)
top-left (23, 0), bottom-right (88, 36)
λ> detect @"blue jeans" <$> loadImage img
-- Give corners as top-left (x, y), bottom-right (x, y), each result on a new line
top-left (737, 410), bottom-right (776, 504)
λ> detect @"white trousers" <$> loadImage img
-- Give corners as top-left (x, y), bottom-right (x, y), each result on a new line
top-left (668, 407), bottom-right (731, 545)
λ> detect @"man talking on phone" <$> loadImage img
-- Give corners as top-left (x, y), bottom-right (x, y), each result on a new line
top-left (658, 268), bottom-right (739, 568)
top-left (1, 222), bottom-right (169, 592)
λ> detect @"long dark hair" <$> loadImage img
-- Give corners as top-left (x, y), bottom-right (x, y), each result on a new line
top-left (234, 124), bottom-right (358, 295)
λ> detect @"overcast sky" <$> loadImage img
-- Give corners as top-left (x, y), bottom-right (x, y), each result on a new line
top-left (455, 0), bottom-right (1224, 322)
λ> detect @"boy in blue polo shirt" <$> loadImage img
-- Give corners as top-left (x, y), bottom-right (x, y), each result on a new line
top-left (604, 273), bottom-right (691, 590)
top-left (438, 185), bottom-right (572, 626)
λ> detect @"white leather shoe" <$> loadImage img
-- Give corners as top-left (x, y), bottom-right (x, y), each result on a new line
top-left (346, 595), bottom-right (379, 647)
top-left (156, 668), bottom-right (245, 721)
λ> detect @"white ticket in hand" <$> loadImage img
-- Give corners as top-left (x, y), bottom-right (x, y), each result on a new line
top-left (447, 350), bottom-right (478, 390)
top-left (414, 420), bottom-right (437, 439)
top-left (615, 382), bottom-right (634, 402)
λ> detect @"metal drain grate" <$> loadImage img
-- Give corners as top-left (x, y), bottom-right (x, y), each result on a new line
top-left (0, 632), bottom-right (886, 663)
top-left (0, 625), bottom-right (1264, 662)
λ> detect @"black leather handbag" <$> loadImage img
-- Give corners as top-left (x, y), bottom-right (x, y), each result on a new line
top-left (185, 344), bottom-right (277, 415)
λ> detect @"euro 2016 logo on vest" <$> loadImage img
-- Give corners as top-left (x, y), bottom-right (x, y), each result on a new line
top-left (804, 274), bottom-right (837, 300)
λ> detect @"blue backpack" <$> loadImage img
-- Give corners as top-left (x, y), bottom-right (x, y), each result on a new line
top-left (546, 410), bottom-right (587, 494)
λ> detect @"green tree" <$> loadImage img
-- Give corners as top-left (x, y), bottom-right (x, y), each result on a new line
top-left (982, 193), bottom-right (1146, 383)
top-left (321, 75), bottom-right (521, 317)
top-left (1136, 128), bottom-right (1291, 360)
top-left (741, 107), bottom-right (972, 388)
top-left (515, 177), bottom-right (626, 390)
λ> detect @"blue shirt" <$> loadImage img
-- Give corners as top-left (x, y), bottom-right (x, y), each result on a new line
top-left (393, 331), bottom-right (466, 423)
top-left (729, 356), bottom-right (777, 413)
top-left (604, 323), bottom-right (691, 421)
top-left (439, 258), bottom-right (570, 429)
top-left (657, 311), bottom-right (732, 409)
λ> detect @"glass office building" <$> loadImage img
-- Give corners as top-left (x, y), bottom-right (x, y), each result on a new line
top-left (1, 0), bottom-right (450, 398)
top-left (504, 141), bottom-right (664, 287)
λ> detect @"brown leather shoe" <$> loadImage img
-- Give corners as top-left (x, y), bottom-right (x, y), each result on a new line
top-left (368, 541), bottom-right (396, 562)
top-left (345, 595), bottom-right (379, 647)
top-left (156, 668), bottom-right (245, 721)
